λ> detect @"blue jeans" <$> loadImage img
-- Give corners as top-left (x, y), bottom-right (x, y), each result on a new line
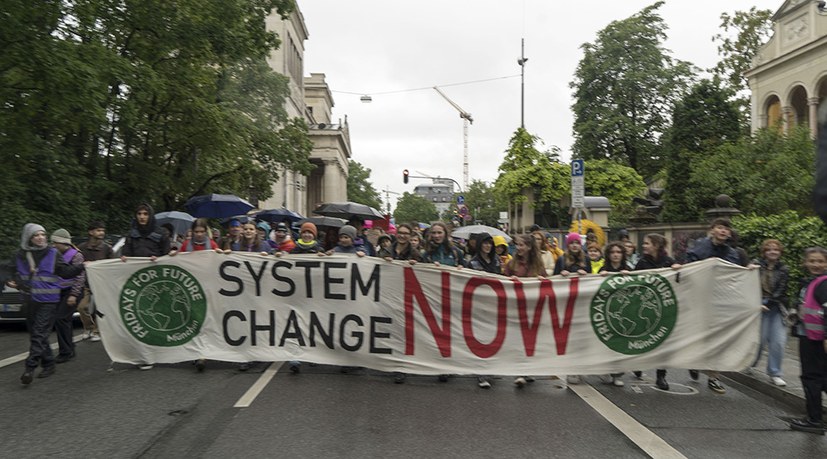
top-left (752, 308), bottom-right (787, 377)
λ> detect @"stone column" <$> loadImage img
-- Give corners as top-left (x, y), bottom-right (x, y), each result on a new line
top-left (782, 106), bottom-right (793, 135)
top-left (809, 97), bottom-right (820, 138)
top-left (323, 159), bottom-right (339, 203)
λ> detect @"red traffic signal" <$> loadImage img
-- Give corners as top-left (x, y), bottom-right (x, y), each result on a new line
top-left (403, 169), bottom-right (409, 184)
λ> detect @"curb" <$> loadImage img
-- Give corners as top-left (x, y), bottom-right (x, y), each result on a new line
top-left (723, 371), bottom-right (827, 411)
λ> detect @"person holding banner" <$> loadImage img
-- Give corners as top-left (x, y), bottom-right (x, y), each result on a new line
top-left (685, 218), bottom-right (746, 394)
top-left (468, 232), bottom-right (502, 389)
top-left (230, 222), bottom-right (272, 255)
top-left (751, 239), bottom-right (790, 387)
top-left (553, 232), bottom-right (591, 276)
top-left (788, 247), bottom-right (827, 434)
top-left (599, 241), bottom-right (631, 387)
top-left (51, 229), bottom-right (86, 364)
top-left (633, 233), bottom-right (681, 391)
top-left (505, 234), bottom-right (546, 388)
top-left (329, 225), bottom-right (367, 256)
top-left (422, 222), bottom-right (465, 268)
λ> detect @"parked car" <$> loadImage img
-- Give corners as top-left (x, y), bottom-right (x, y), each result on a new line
top-left (0, 283), bottom-right (26, 322)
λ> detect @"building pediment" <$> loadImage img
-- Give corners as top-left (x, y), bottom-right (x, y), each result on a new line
top-left (772, 0), bottom-right (811, 21)
top-left (752, 0), bottom-right (827, 69)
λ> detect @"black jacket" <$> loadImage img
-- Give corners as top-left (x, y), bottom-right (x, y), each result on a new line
top-left (468, 233), bottom-right (501, 274)
top-left (635, 254), bottom-right (676, 270)
top-left (685, 237), bottom-right (744, 266)
top-left (756, 258), bottom-right (789, 311)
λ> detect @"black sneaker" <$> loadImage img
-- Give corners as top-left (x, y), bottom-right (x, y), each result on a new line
top-left (289, 363), bottom-right (300, 374)
top-left (438, 374), bottom-right (449, 382)
top-left (655, 375), bottom-right (669, 391)
top-left (689, 369), bottom-right (699, 380)
top-left (393, 372), bottom-right (406, 384)
top-left (195, 359), bottom-right (206, 372)
top-left (790, 418), bottom-right (826, 435)
top-left (55, 353), bottom-right (75, 364)
top-left (37, 366), bottom-right (56, 379)
top-left (20, 370), bottom-right (34, 385)
top-left (633, 371), bottom-right (643, 379)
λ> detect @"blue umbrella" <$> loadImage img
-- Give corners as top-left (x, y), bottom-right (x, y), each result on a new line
top-left (185, 194), bottom-right (255, 219)
top-left (155, 211), bottom-right (195, 236)
top-left (253, 208), bottom-right (304, 223)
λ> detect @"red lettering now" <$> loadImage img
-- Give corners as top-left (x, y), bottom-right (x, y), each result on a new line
top-left (404, 268), bottom-right (451, 357)
top-left (461, 277), bottom-right (507, 358)
top-left (514, 278), bottom-right (579, 356)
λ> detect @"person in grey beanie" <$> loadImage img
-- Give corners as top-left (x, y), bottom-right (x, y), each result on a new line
top-left (328, 225), bottom-right (366, 256)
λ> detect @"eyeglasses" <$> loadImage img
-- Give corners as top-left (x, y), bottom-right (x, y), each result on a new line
top-left (397, 231), bottom-right (411, 236)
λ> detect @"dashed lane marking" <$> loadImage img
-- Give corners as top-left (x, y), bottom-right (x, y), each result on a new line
top-left (234, 362), bottom-right (283, 408)
top-left (0, 333), bottom-right (86, 369)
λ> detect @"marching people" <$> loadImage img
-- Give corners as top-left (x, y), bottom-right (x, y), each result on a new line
top-left (121, 203), bottom-right (171, 370)
top-left (272, 222), bottom-right (296, 253)
top-left (8, 224), bottom-right (85, 385)
top-left (231, 221), bottom-right (273, 254)
top-left (51, 229), bottom-right (86, 364)
top-left (553, 232), bottom-right (591, 276)
top-left (493, 235), bottom-right (511, 272)
top-left (634, 233), bottom-right (681, 391)
top-left (504, 234), bottom-right (545, 388)
top-left (386, 223), bottom-right (421, 263)
top-left (587, 243), bottom-right (605, 274)
top-left (347, 217), bottom-right (376, 257)
top-left (532, 230), bottom-right (554, 276)
top-left (376, 234), bottom-right (393, 259)
top-left (751, 239), bottom-right (790, 387)
top-left (624, 239), bottom-right (640, 270)
top-left (468, 232), bottom-right (502, 389)
top-left (220, 219), bottom-right (242, 250)
top-left (255, 221), bottom-right (277, 252)
top-left (77, 221), bottom-right (114, 342)
top-left (328, 225), bottom-right (367, 256)
top-left (548, 235), bottom-right (565, 266)
top-left (684, 218), bottom-right (747, 394)
top-left (599, 241), bottom-right (631, 387)
top-left (788, 247), bottom-right (827, 434)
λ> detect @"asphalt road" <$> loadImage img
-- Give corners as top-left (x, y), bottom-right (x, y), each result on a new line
top-left (1, 323), bottom-right (825, 459)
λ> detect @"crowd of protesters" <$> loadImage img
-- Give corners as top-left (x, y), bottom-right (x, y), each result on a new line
top-left (4, 209), bottom-right (827, 435)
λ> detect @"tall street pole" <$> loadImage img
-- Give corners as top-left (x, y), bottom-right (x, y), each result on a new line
top-left (518, 39), bottom-right (528, 129)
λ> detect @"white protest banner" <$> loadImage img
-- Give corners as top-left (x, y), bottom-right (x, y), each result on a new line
top-left (86, 254), bottom-right (760, 375)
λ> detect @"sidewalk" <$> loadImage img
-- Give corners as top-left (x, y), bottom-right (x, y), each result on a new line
top-left (724, 333), bottom-right (827, 411)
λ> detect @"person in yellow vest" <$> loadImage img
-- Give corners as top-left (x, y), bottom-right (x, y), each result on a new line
top-left (587, 242), bottom-right (605, 274)
top-left (492, 235), bottom-right (511, 274)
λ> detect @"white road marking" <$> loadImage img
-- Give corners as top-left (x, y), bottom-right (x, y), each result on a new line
top-left (234, 362), bottom-right (283, 408)
top-left (0, 333), bottom-right (86, 369)
top-left (569, 382), bottom-right (687, 459)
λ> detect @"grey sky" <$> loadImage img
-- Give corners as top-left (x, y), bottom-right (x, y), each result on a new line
top-left (298, 0), bottom-right (782, 210)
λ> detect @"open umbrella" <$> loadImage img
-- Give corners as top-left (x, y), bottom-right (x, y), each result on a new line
top-left (155, 211), bottom-right (195, 236)
top-left (313, 202), bottom-right (384, 221)
top-left (253, 208), bottom-right (303, 223)
top-left (451, 224), bottom-right (512, 243)
top-left (185, 194), bottom-right (255, 219)
top-left (298, 216), bottom-right (347, 229)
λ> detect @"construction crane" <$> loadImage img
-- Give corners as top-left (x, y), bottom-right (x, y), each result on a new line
top-left (433, 86), bottom-right (472, 190)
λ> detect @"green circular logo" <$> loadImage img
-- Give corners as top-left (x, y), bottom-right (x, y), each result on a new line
top-left (590, 273), bottom-right (677, 355)
top-left (119, 265), bottom-right (207, 346)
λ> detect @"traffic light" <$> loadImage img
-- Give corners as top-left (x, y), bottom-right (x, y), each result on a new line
top-left (403, 169), bottom-right (409, 184)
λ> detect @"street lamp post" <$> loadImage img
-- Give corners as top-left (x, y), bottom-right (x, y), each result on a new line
top-left (518, 38), bottom-right (528, 129)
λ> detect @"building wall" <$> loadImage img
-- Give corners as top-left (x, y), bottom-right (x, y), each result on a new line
top-left (747, 1), bottom-right (827, 137)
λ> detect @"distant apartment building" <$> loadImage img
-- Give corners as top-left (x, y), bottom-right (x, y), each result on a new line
top-left (413, 178), bottom-right (456, 215)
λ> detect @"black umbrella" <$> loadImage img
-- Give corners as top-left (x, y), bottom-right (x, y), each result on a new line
top-left (253, 208), bottom-right (304, 223)
top-left (185, 194), bottom-right (255, 219)
top-left (313, 202), bottom-right (384, 221)
top-left (298, 216), bottom-right (347, 229)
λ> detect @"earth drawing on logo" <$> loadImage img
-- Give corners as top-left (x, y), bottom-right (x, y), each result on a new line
top-left (120, 265), bottom-right (207, 347)
top-left (591, 273), bottom-right (677, 355)
top-left (136, 281), bottom-right (191, 331)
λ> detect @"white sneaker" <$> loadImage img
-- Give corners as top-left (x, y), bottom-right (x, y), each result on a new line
top-left (566, 375), bottom-right (581, 385)
top-left (81, 331), bottom-right (91, 340)
top-left (90, 334), bottom-right (101, 342)
top-left (612, 376), bottom-right (624, 387)
top-left (138, 364), bottom-right (154, 371)
top-left (771, 376), bottom-right (787, 387)
top-left (514, 376), bottom-right (527, 387)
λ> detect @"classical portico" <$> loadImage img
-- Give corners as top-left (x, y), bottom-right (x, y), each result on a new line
top-left (747, 0), bottom-right (827, 137)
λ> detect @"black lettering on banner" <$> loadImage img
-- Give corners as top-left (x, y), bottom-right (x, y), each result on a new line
top-left (271, 261), bottom-right (295, 297)
top-left (339, 314), bottom-right (363, 351)
top-left (244, 260), bottom-right (268, 296)
top-left (352, 263), bottom-right (380, 302)
top-left (250, 310), bottom-right (276, 346)
top-left (324, 262), bottom-right (347, 300)
top-left (370, 316), bottom-right (392, 354)
top-left (295, 261), bottom-right (321, 298)
top-left (309, 312), bottom-right (335, 349)
top-left (223, 310), bottom-right (246, 346)
top-left (218, 260), bottom-right (243, 296)
top-left (279, 310), bottom-right (307, 346)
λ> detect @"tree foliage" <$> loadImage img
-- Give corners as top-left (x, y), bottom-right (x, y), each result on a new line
top-left (0, 0), bottom-right (308, 259)
top-left (570, 1), bottom-right (695, 177)
top-left (495, 128), bottom-right (569, 205)
top-left (394, 192), bottom-right (439, 224)
top-left (662, 79), bottom-right (742, 222)
top-left (687, 126), bottom-right (815, 216)
top-left (734, 211), bottom-right (827, 297)
top-left (463, 180), bottom-right (501, 226)
top-left (345, 160), bottom-right (383, 210)
top-left (583, 160), bottom-right (647, 225)
top-left (710, 7), bottom-right (773, 128)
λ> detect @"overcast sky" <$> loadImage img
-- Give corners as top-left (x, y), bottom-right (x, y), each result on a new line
top-left (298, 0), bottom-right (783, 211)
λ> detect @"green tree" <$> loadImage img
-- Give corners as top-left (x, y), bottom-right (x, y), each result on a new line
top-left (0, 0), bottom-right (305, 258)
top-left (688, 126), bottom-right (815, 216)
top-left (662, 79), bottom-right (742, 222)
top-left (464, 180), bottom-right (501, 226)
top-left (394, 192), bottom-right (439, 224)
top-left (346, 160), bottom-right (383, 209)
top-left (494, 127), bottom-right (570, 206)
top-left (570, 1), bottom-right (695, 177)
top-left (583, 160), bottom-right (647, 226)
top-left (710, 7), bottom-right (773, 128)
